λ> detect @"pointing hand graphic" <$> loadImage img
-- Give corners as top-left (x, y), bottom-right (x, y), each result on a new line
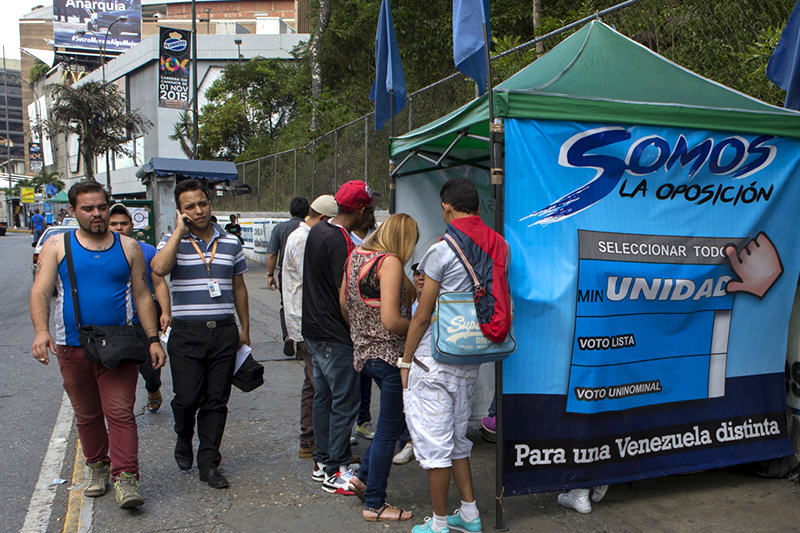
top-left (724, 232), bottom-right (783, 298)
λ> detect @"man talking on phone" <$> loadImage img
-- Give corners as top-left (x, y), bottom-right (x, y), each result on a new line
top-left (151, 179), bottom-right (250, 489)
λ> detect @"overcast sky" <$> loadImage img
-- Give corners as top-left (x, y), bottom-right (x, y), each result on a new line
top-left (2, 1), bottom-right (50, 62)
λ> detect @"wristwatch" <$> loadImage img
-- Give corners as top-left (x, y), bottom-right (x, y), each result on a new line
top-left (397, 358), bottom-right (412, 369)
top-left (147, 335), bottom-right (161, 345)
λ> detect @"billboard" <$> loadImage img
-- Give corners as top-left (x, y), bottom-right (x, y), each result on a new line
top-left (158, 27), bottom-right (191, 109)
top-left (502, 119), bottom-right (798, 494)
top-left (53, 0), bottom-right (142, 52)
top-left (29, 143), bottom-right (43, 172)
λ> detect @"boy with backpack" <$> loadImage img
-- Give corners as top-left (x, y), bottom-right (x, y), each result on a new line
top-left (400, 178), bottom-right (511, 533)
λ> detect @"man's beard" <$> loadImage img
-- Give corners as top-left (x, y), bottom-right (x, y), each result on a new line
top-left (82, 219), bottom-right (108, 234)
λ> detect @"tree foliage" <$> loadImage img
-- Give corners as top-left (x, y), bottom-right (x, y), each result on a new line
top-left (44, 81), bottom-right (152, 181)
top-left (197, 57), bottom-right (303, 160)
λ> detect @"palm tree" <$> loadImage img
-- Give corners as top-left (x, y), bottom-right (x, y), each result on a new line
top-left (169, 111), bottom-right (197, 159)
top-left (44, 81), bottom-right (152, 181)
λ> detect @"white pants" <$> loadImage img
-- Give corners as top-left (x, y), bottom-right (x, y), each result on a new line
top-left (403, 363), bottom-right (478, 470)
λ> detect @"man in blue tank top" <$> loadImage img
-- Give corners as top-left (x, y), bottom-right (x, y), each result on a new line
top-left (30, 181), bottom-right (167, 510)
top-left (152, 178), bottom-right (250, 490)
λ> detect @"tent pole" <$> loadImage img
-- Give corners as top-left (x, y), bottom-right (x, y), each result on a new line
top-left (389, 90), bottom-right (396, 214)
top-left (484, 16), bottom-right (508, 532)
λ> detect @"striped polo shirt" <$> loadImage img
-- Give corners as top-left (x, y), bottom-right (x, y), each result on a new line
top-left (157, 223), bottom-right (247, 320)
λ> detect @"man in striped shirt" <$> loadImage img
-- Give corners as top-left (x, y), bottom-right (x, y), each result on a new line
top-left (152, 179), bottom-right (250, 489)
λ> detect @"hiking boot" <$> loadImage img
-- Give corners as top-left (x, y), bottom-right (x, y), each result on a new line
top-left (557, 488), bottom-right (592, 514)
top-left (355, 422), bottom-right (375, 440)
top-left (174, 437), bottom-right (193, 470)
top-left (299, 444), bottom-right (316, 459)
top-left (84, 461), bottom-right (110, 497)
top-left (321, 465), bottom-right (357, 495)
top-left (113, 472), bottom-right (144, 509)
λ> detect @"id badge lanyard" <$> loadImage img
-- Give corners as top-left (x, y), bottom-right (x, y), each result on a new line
top-left (189, 238), bottom-right (221, 298)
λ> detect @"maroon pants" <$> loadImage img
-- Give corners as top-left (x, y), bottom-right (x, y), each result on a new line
top-left (56, 345), bottom-right (139, 479)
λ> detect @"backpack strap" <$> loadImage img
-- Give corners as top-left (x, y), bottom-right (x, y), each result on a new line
top-left (64, 230), bottom-right (83, 328)
top-left (443, 232), bottom-right (483, 296)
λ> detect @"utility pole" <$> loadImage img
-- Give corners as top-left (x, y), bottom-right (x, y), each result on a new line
top-left (192, 0), bottom-right (199, 160)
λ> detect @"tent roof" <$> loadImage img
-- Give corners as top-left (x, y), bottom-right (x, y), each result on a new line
top-left (136, 157), bottom-right (238, 182)
top-left (390, 20), bottom-right (800, 163)
top-left (48, 190), bottom-right (69, 202)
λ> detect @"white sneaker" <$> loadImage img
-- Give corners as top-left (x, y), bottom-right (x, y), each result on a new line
top-left (591, 485), bottom-right (609, 503)
top-left (557, 489), bottom-right (592, 514)
top-left (311, 461), bottom-right (326, 482)
top-left (392, 442), bottom-right (415, 464)
top-left (321, 465), bottom-right (356, 495)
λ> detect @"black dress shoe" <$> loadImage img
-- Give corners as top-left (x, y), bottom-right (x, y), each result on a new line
top-left (174, 437), bottom-right (193, 471)
top-left (199, 467), bottom-right (229, 489)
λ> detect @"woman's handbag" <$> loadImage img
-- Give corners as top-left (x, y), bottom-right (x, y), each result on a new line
top-left (64, 232), bottom-right (147, 369)
top-left (430, 234), bottom-right (516, 365)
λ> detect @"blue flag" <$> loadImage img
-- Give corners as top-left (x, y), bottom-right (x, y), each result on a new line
top-left (453, 0), bottom-right (490, 95)
top-left (370, 0), bottom-right (406, 131)
top-left (767, 0), bottom-right (800, 110)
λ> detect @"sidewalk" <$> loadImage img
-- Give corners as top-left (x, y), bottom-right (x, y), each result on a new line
top-left (85, 261), bottom-right (800, 532)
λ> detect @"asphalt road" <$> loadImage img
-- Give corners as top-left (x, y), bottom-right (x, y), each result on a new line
top-left (3, 239), bottom-right (800, 532)
top-left (0, 233), bottom-right (71, 532)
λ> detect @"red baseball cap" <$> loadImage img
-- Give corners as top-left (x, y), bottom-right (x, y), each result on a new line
top-left (335, 180), bottom-right (381, 212)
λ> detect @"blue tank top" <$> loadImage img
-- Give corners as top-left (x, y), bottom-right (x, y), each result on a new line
top-left (55, 231), bottom-right (133, 346)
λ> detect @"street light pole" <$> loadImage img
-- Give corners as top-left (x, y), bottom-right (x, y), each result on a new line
top-left (234, 38), bottom-right (242, 63)
top-left (76, 15), bottom-right (127, 193)
top-left (191, 0), bottom-right (199, 160)
top-left (3, 46), bottom-right (11, 194)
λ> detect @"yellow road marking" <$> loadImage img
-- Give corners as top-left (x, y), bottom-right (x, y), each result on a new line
top-left (62, 440), bottom-right (85, 533)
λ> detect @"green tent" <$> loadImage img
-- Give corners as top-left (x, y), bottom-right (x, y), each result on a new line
top-left (390, 20), bottom-right (800, 172)
top-left (49, 190), bottom-right (69, 203)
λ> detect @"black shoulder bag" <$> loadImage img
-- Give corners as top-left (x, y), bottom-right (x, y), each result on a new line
top-left (64, 231), bottom-right (148, 369)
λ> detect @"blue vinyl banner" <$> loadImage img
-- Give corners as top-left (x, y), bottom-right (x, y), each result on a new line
top-left (502, 118), bottom-right (799, 494)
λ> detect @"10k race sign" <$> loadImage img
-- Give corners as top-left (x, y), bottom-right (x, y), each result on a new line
top-left (159, 27), bottom-right (191, 109)
top-left (502, 119), bottom-right (798, 494)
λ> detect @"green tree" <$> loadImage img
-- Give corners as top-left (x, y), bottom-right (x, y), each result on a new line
top-left (44, 81), bottom-right (152, 181)
top-left (169, 110), bottom-right (196, 159)
top-left (198, 57), bottom-right (301, 160)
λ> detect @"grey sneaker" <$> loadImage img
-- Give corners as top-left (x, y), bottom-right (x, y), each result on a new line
top-left (113, 472), bottom-right (144, 509)
top-left (84, 461), bottom-right (110, 497)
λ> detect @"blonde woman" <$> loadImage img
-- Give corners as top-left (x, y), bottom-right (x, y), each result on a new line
top-left (339, 213), bottom-right (418, 522)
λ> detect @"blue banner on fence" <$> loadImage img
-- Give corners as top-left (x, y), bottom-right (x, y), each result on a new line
top-left (502, 118), bottom-right (799, 494)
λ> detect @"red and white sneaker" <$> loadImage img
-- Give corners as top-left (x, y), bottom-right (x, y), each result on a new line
top-left (312, 461), bottom-right (326, 482)
top-left (321, 465), bottom-right (356, 495)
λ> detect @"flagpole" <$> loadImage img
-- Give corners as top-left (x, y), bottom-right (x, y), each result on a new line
top-left (389, 89), bottom-right (396, 214)
top-left (484, 15), bottom-right (508, 533)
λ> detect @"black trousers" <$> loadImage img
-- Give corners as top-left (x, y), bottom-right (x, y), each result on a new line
top-left (134, 322), bottom-right (161, 393)
top-left (167, 320), bottom-right (239, 470)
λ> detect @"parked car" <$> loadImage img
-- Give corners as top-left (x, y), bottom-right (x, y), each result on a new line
top-left (32, 226), bottom-right (74, 282)
top-left (61, 217), bottom-right (79, 226)
top-left (0, 221), bottom-right (6, 236)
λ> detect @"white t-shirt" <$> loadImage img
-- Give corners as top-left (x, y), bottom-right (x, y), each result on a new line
top-left (413, 240), bottom-right (481, 377)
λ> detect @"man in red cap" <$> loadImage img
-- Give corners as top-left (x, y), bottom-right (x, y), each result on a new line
top-left (303, 180), bottom-right (380, 495)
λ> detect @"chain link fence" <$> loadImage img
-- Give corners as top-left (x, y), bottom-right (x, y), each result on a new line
top-left (217, 0), bottom-right (792, 213)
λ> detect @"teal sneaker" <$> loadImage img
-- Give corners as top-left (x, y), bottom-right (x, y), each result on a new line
top-left (412, 517), bottom-right (450, 533)
top-left (447, 509), bottom-right (482, 533)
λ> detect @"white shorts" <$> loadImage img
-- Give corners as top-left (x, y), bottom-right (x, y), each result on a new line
top-left (403, 362), bottom-right (479, 470)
